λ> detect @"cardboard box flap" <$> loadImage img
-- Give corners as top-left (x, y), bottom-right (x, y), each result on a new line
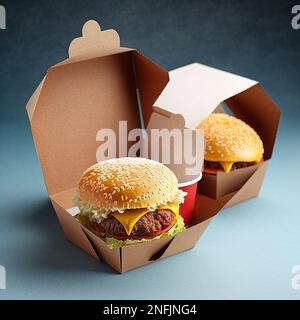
top-left (50, 198), bottom-right (100, 261)
top-left (30, 51), bottom-right (142, 195)
top-left (27, 21), bottom-right (170, 196)
top-left (155, 63), bottom-right (257, 128)
top-left (146, 107), bottom-right (204, 183)
top-left (69, 20), bottom-right (121, 59)
top-left (82, 227), bottom-right (122, 272)
top-left (155, 63), bottom-right (280, 160)
top-left (50, 188), bottom-right (122, 272)
top-left (224, 159), bottom-right (269, 207)
top-left (53, 20), bottom-right (133, 68)
top-left (150, 218), bottom-right (212, 261)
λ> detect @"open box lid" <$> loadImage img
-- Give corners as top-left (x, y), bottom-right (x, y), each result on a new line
top-left (26, 20), bottom-right (169, 196)
top-left (155, 63), bottom-right (281, 160)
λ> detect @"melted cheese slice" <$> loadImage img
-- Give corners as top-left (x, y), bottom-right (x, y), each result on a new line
top-left (220, 161), bottom-right (234, 173)
top-left (111, 202), bottom-right (180, 236)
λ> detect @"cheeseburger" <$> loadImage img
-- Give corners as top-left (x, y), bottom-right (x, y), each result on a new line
top-left (74, 157), bottom-right (186, 248)
top-left (197, 113), bottom-right (264, 173)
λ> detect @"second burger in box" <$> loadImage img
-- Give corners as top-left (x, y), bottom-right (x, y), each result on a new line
top-left (155, 63), bottom-right (280, 205)
top-left (198, 113), bottom-right (264, 175)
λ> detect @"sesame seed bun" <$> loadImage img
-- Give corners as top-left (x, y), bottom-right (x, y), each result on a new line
top-left (197, 113), bottom-right (264, 163)
top-left (78, 157), bottom-right (179, 211)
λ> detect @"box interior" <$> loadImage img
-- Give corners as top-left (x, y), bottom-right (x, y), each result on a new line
top-left (30, 50), bottom-right (169, 196)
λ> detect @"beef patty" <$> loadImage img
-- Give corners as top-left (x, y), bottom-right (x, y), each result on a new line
top-left (90, 209), bottom-right (176, 239)
top-left (204, 160), bottom-right (256, 171)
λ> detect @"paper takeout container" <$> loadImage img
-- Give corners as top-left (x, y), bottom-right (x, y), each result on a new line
top-left (26, 20), bottom-right (280, 273)
top-left (156, 63), bottom-right (281, 205)
top-left (26, 20), bottom-right (216, 273)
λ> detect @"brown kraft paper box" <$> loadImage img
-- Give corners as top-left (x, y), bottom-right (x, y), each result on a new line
top-left (26, 20), bottom-right (217, 273)
top-left (155, 63), bottom-right (281, 206)
top-left (26, 20), bottom-right (280, 273)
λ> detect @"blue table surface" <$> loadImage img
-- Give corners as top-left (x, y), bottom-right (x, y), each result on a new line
top-left (0, 115), bottom-right (299, 300)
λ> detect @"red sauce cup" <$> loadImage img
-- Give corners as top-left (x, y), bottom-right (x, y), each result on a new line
top-left (178, 174), bottom-right (202, 226)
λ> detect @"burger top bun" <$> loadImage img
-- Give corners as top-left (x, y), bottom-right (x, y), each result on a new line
top-left (78, 157), bottom-right (179, 211)
top-left (197, 113), bottom-right (264, 163)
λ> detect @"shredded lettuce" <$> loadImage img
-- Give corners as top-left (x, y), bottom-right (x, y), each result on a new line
top-left (73, 189), bottom-right (187, 224)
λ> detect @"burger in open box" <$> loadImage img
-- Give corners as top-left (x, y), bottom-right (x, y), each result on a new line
top-left (74, 157), bottom-right (186, 249)
top-left (155, 63), bottom-right (280, 203)
top-left (198, 113), bottom-right (264, 174)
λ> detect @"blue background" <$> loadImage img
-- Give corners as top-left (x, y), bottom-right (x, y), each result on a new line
top-left (0, 0), bottom-right (299, 299)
